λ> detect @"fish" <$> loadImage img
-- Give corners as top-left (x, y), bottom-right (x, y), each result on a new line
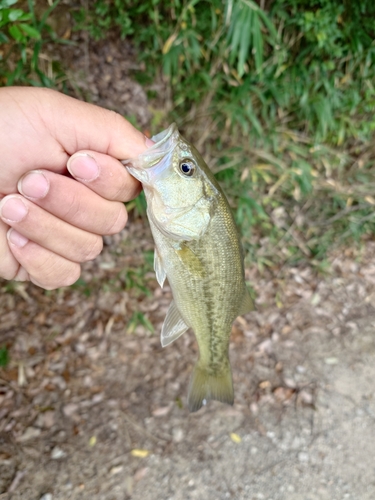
top-left (122, 124), bottom-right (254, 412)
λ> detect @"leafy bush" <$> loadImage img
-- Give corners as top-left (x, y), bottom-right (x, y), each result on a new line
top-left (75, 0), bottom-right (375, 142)
top-left (0, 0), bottom-right (64, 86)
top-left (75, 0), bottom-right (375, 265)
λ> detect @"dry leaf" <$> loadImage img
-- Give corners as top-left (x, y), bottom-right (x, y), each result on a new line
top-left (131, 449), bottom-right (150, 458)
top-left (162, 33), bottom-right (178, 54)
top-left (89, 436), bottom-right (97, 447)
top-left (230, 433), bottom-right (242, 444)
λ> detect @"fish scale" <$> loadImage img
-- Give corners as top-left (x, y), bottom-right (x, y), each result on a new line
top-left (123, 124), bottom-right (254, 412)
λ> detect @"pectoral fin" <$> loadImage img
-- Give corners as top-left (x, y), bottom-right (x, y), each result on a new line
top-left (154, 249), bottom-right (167, 288)
top-left (239, 287), bottom-right (255, 316)
top-left (161, 301), bottom-right (189, 347)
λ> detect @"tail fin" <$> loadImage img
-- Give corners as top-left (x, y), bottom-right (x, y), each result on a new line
top-left (187, 360), bottom-right (234, 412)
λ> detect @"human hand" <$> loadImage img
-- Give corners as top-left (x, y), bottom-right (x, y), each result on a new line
top-left (0, 87), bottom-right (150, 289)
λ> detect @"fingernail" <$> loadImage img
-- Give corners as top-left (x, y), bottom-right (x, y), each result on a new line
top-left (67, 153), bottom-right (99, 181)
top-left (7, 228), bottom-right (29, 248)
top-left (145, 136), bottom-right (155, 148)
top-left (0, 196), bottom-right (28, 222)
top-left (18, 170), bottom-right (49, 199)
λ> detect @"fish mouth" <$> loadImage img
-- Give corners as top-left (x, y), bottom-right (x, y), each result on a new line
top-left (149, 123), bottom-right (179, 152)
top-left (121, 123), bottom-right (179, 180)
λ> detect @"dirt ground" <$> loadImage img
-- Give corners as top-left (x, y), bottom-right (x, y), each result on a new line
top-left (1, 31), bottom-right (375, 500)
top-left (1, 225), bottom-right (375, 500)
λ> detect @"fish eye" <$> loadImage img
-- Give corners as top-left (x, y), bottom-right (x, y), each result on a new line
top-left (179, 159), bottom-right (195, 177)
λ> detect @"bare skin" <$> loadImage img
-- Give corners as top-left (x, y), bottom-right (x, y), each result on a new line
top-left (0, 87), bottom-right (151, 289)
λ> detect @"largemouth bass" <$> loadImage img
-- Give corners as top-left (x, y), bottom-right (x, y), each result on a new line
top-left (123, 124), bottom-right (254, 412)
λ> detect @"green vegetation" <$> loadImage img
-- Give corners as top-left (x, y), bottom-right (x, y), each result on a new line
top-left (0, 0), bottom-right (65, 86)
top-left (73, 0), bottom-right (375, 267)
top-left (127, 310), bottom-right (154, 335)
top-left (0, 346), bottom-right (9, 366)
top-left (1, 0), bottom-right (375, 268)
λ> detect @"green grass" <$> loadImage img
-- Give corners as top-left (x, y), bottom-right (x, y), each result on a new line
top-left (126, 311), bottom-right (154, 335)
top-left (0, 0), bottom-right (67, 87)
top-left (0, 346), bottom-right (9, 367)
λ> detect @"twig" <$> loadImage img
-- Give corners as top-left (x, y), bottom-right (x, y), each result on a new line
top-left (274, 200), bottom-right (313, 256)
top-left (316, 203), bottom-right (369, 226)
top-left (8, 470), bottom-right (26, 493)
top-left (120, 410), bottom-right (170, 442)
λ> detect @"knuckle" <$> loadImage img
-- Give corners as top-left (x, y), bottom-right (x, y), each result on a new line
top-left (110, 174), bottom-right (129, 201)
top-left (105, 204), bottom-right (128, 235)
top-left (29, 252), bottom-right (59, 287)
top-left (0, 245), bottom-right (20, 281)
top-left (80, 235), bottom-right (103, 262)
top-left (61, 193), bottom-right (81, 220)
top-left (31, 261), bottom-right (81, 290)
top-left (60, 265), bottom-right (81, 288)
top-left (0, 264), bottom-right (20, 281)
top-left (111, 110), bottom-right (127, 136)
top-left (111, 176), bottom-right (141, 202)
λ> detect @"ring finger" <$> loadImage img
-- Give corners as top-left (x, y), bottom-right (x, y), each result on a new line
top-left (7, 228), bottom-right (81, 289)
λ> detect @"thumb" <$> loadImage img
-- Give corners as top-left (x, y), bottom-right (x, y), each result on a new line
top-left (43, 88), bottom-right (148, 158)
top-left (0, 87), bottom-right (149, 194)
